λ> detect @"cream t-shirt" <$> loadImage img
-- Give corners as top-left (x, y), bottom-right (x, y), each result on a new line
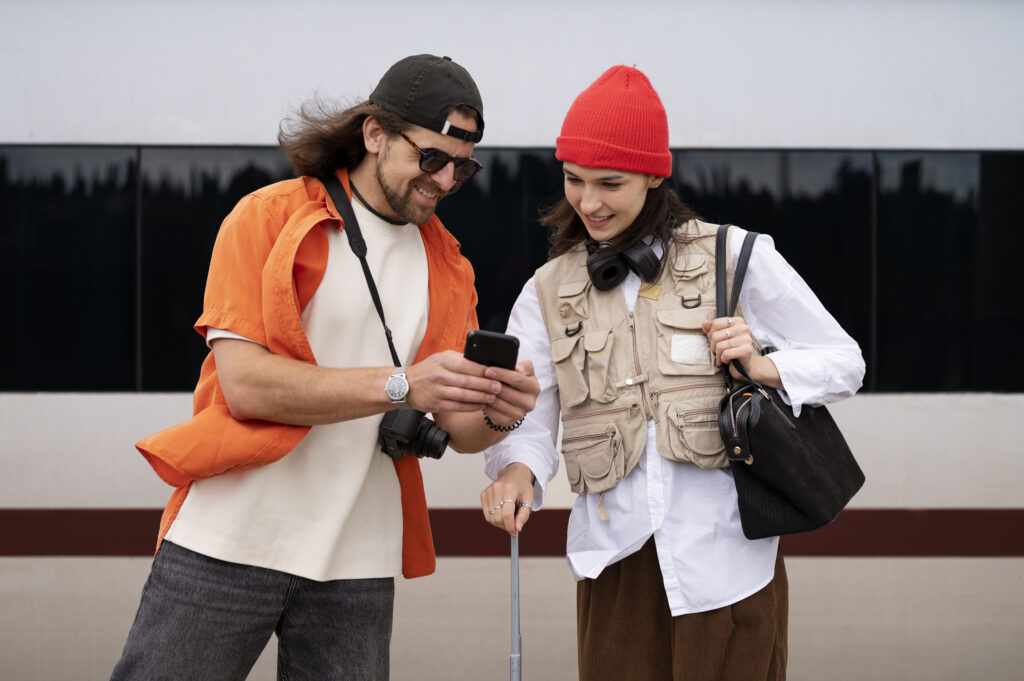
top-left (166, 200), bottom-right (430, 581)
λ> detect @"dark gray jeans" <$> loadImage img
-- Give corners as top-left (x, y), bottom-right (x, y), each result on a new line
top-left (110, 541), bottom-right (394, 681)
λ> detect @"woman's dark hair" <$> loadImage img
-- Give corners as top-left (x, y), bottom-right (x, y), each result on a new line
top-left (278, 98), bottom-right (482, 178)
top-left (543, 179), bottom-right (702, 274)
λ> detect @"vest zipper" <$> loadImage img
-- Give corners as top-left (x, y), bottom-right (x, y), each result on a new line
top-left (652, 380), bottom-right (727, 399)
top-left (561, 403), bottom-right (637, 423)
top-left (628, 312), bottom-right (652, 419)
top-left (681, 406), bottom-right (718, 418)
top-left (560, 431), bottom-right (614, 445)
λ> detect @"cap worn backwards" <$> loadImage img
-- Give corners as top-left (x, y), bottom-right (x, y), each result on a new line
top-left (370, 54), bottom-right (484, 143)
top-left (556, 65), bottom-right (671, 178)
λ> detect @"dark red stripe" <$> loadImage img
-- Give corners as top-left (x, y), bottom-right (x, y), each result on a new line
top-left (1, 508), bottom-right (1022, 558)
top-left (0, 509), bottom-right (164, 557)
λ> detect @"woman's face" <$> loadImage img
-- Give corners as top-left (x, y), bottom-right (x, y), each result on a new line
top-left (562, 161), bottom-right (661, 244)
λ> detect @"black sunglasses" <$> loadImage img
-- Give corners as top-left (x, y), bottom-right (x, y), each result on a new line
top-left (399, 132), bottom-right (483, 183)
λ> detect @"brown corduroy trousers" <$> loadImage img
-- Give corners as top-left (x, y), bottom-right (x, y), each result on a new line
top-left (576, 539), bottom-right (788, 681)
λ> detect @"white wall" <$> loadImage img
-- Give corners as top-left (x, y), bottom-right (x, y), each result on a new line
top-left (2, 0), bottom-right (1022, 149)
top-left (3, 392), bottom-right (1023, 509)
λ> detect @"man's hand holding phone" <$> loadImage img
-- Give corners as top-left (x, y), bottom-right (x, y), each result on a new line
top-left (463, 330), bottom-right (539, 431)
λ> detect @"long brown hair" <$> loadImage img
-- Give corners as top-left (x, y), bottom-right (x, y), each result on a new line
top-left (277, 99), bottom-right (405, 177)
top-left (278, 98), bottom-right (483, 177)
top-left (543, 180), bottom-right (702, 273)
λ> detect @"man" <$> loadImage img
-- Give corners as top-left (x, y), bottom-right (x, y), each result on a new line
top-left (110, 54), bottom-right (539, 681)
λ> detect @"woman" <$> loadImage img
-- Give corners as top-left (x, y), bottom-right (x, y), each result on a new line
top-left (480, 65), bottom-right (864, 681)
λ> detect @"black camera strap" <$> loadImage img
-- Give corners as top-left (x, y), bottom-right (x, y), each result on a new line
top-left (321, 174), bottom-right (402, 368)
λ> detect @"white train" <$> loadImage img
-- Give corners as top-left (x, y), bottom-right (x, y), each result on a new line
top-left (2, 2), bottom-right (1022, 680)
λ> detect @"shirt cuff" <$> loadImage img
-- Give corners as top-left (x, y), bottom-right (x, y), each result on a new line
top-left (767, 347), bottom-right (864, 416)
top-left (205, 327), bottom-right (261, 349)
top-left (484, 440), bottom-right (558, 510)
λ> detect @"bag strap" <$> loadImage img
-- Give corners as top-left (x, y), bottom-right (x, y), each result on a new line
top-left (321, 174), bottom-right (402, 368)
top-left (715, 224), bottom-right (760, 318)
top-left (715, 224), bottom-right (760, 389)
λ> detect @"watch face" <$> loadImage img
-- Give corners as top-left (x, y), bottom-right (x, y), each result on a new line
top-left (385, 374), bottom-right (409, 401)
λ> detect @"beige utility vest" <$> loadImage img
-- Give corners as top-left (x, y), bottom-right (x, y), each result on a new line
top-left (535, 220), bottom-right (746, 496)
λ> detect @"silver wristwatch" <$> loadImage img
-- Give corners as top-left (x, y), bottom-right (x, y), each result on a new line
top-left (384, 366), bottom-right (410, 407)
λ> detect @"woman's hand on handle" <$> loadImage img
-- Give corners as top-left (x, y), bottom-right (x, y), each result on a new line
top-left (480, 462), bottom-right (536, 537)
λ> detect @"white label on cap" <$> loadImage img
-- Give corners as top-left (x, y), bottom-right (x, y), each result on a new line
top-left (440, 120), bottom-right (451, 135)
top-left (671, 334), bottom-right (711, 365)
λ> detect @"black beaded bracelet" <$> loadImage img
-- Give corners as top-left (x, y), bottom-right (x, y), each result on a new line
top-left (483, 414), bottom-right (524, 433)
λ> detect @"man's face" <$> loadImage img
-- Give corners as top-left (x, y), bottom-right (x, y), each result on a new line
top-left (376, 110), bottom-right (478, 225)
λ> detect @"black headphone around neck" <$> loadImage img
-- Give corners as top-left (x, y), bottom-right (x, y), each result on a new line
top-left (585, 238), bottom-right (662, 291)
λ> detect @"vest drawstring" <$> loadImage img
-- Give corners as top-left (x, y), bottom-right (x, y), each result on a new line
top-left (596, 492), bottom-right (609, 522)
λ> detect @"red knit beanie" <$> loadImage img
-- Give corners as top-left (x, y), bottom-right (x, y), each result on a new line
top-left (556, 65), bottom-right (672, 178)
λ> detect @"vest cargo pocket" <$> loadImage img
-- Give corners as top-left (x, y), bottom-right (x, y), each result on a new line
top-left (669, 407), bottom-right (727, 468)
top-left (561, 424), bottom-right (625, 495)
top-left (654, 307), bottom-right (717, 376)
top-left (551, 334), bottom-right (589, 407)
top-left (584, 329), bottom-right (616, 404)
top-left (655, 382), bottom-right (728, 469)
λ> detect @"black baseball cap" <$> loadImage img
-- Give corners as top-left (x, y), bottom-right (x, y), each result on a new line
top-left (370, 54), bottom-right (484, 144)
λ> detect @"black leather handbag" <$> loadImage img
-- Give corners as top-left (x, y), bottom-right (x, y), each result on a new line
top-left (715, 225), bottom-right (865, 539)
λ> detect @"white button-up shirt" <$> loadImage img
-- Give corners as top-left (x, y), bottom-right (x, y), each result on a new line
top-left (484, 227), bottom-right (865, 615)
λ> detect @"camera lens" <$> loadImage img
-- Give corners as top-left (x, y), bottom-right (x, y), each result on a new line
top-left (414, 419), bottom-right (450, 460)
top-left (379, 409), bottom-right (450, 460)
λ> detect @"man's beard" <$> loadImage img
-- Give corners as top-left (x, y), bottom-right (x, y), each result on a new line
top-left (376, 145), bottom-right (447, 225)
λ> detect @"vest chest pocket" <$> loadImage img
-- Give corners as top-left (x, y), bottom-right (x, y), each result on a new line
top-left (551, 334), bottom-right (589, 407)
top-left (561, 424), bottom-right (625, 495)
top-left (670, 252), bottom-right (712, 295)
top-left (556, 279), bottom-right (589, 325)
top-left (584, 329), bottom-right (616, 404)
top-left (550, 328), bottom-right (618, 407)
top-left (654, 308), bottom-right (717, 376)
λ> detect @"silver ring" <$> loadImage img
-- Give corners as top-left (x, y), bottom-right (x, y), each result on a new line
top-left (520, 502), bottom-right (537, 511)
top-left (500, 499), bottom-right (515, 506)
top-left (488, 508), bottom-right (496, 515)
top-left (727, 317), bottom-right (733, 326)
top-left (725, 328), bottom-right (731, 339)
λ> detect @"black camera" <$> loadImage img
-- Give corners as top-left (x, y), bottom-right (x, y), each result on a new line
top-left (379, 409), bottom-right (450, 460)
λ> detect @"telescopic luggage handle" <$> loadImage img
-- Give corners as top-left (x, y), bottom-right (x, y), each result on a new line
top-left (510, 535), bottom-right (522, 681)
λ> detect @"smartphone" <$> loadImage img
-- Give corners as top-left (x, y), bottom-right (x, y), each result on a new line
top-left (464, 330), bottom-right (520, 370)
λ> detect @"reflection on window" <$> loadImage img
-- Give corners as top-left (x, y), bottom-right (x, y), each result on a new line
top-left (139, 148), bottom-right (294, 390)
top-left (1, 146), bottom-right (1022, 393)
top-left (673, 151), bottom-right (874, 374)
top-left (0, 147), bottom-right (137, 390)
top-left (438, 148), bottom-right (561, 332)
